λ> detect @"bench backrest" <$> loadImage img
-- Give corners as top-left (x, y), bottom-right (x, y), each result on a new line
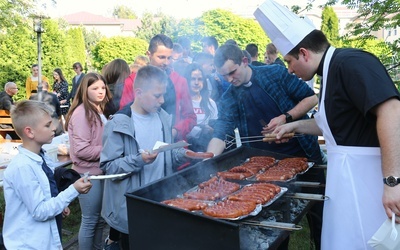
top-left (0, 110), bottom-right (12, 125)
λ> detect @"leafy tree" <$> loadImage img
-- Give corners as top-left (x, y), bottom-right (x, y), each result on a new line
top-left (82, 27), bottom-right (104, 71)
top-left (135, 12), bottom-right (157, 41)
top-left (65, 27), bottom-right (86, 86)
top-left (340, 0), bottom-right (400, 72)
top-left (196, 9), bottom-right (270, 54)
top-left (0, 0), bottom-right (34, 29)
top-left (112, 5), bottom-right (137, 19)
top-left (41, 19), bottom-right (74, 84)
top-left (82, 27), bottom-right (104, 52)
top-left (135, 12), bottom-right (177, 41)
top-left (0, 23), bottom-right (36, 99)
top-left (66, 27), bottom-right (86, 68)
top-left (91, 36), bottom-right (148, 71)
top-left (321, 6), bottom-right (340, 46)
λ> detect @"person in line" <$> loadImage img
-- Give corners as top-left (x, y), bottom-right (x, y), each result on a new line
top-left (201, 36), bottom-right (219, 56)
top-left (184, 63), bottom-right (218, 152)
top-left (103, 58), bottom-right (131, 113)
top-left (52, 68), bottom-right (70, 116)
top-left (66, 62), bottom-right (85, 104)
top-left (254, 0), bottom-right (400, 248)
top-left (119, 34), bottom-right (196, 142)
top-left (245, 43), bottom-right (266, 66)
top-left (0, 82), bottom-right (18, 111)
top-left (0, 82), bottom-right (19, 139)
top-left (30, 81), bottom-right (63, 136)
top-left (129, 55), bottom-right (149, 74)
top-left (177, 36), bottom-right (193, 63)
top-left (65, 73), bottom-right (112, 249)
top-left (171, 42), bottom-right (189, 76)
top-left (263, 52), bottom-right (271, 64)
top-left (26, 64), bottom-right (49, 99)
top-left (206, 44), bottom-right (326, 249)
top-left (101, 65), bottom-right (198, 249)
top-left (224, 39), bottom-right (238, 46)
top-left (266, 43), bottom-right (286, 67)
top-left (3, 100), bottom-right (92, 249)
top-left (192, 52), bottom-right (225, 103)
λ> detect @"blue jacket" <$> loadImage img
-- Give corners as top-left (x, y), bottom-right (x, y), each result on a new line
top-left (213, 64), bottom-right (322, 162)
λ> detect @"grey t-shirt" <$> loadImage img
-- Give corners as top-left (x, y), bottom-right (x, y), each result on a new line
top-left (131, 110), bottom-right (165, 184)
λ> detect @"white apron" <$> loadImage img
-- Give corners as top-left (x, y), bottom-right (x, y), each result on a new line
top-left (314, 47), bottom-right (386, 250)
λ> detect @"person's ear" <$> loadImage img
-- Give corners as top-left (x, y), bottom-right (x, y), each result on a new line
top-left (299, 48), bottom-right (309, 61)
top-left (242, 56), bottom-right (249, 66)
top-left (135, 88), bottom-right (143, 97)
top-left (146, 51), bottom-right (151, 58)
top-left (24, 126), bottom-right (35, 139)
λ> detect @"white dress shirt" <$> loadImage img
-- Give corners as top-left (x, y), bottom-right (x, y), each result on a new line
top-left (3, 146), bottom-right (79, 249)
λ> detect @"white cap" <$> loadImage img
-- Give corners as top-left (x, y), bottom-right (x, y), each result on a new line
top-left (254, 0), bottom-right (315, 56)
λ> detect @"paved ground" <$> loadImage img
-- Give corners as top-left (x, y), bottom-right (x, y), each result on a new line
top-left (63, 225), bottom-right (110, 250)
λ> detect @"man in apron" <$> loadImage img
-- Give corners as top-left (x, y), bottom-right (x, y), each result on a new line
top-left (207, 43), bottom-right (326, 249)
top-left (255, 0), bottom-right (400, 249)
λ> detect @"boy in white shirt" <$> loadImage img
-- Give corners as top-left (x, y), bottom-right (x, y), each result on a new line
top-left (3, 100), bottom-right (92, 249)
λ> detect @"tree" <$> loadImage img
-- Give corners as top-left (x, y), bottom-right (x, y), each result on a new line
top-left (91, 36), bottom-right (148, 71)
top-left (0, 23), bottom-right (36, 98)
top-left (82, 27), bottom-right (104, 71)
top-left (341, 0), bottom-right (400, 69)
top-left (41, 19), bottom-right (74, 84)
top-left (65, 27), bottom-right (87, 78)
top-left (112, 5), bottom-right (137, 19)
top-left (0, 0), bottom-right (34, 29)
top-left (321, 6), bottom-right (340, 46)
top-left (135, 12), bottom-right (177, 41)
top-left (197, 9), bottom-right (270, 54)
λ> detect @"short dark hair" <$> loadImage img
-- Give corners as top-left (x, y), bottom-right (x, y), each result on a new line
top-left (193, 52), bottom-right (214, 65)
top-left (201, 36), bottom-right (219, 50)
top-left (214, 44), bottom-right (243, 68)
top-left (287, 30), bottom-right (330, 59)
top-left (177, 36), bottom-right (191, 50)
top-left (224, 39), bottom-right (238, 46)
top-left (148, 34), bottom-right (173, 53)
top-left (72, 62), bottom-right (83, 70)
top-left (173, 43), bottom-right (183, 53)
top-left (245, 43), bottom-right (259, 57)
top-left (242, 50), bottom-right (252, 63)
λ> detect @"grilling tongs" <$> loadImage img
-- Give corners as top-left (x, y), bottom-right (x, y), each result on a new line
top-left (225, 131), bottom-right (302, 149)
top-left (239, 221), bottom-right (302, 231)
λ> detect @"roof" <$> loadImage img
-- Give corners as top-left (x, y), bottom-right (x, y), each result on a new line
top-left (62, 11), bottom-right (141, 32)
top-left (62, 11), bottom-right (122, 25)
top-left (119, 18), bottom-right (141, 31)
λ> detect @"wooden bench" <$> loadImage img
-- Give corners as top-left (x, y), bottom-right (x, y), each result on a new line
top-left (0, 110), bottom-right (14, 139)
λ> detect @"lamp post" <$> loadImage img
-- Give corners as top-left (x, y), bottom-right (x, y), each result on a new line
top-left (32, 15), bottom-right (45, 100)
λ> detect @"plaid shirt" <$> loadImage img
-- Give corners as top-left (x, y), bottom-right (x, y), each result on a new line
top-left (214, 64), bottom-right (322, 161)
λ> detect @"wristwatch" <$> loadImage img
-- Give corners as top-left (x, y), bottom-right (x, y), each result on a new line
top-left (383, 176), bottom-right (400, 187)
top-left (284, 112), bottom-right (293, 123)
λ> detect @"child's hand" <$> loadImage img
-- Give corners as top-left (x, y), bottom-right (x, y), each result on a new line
top-left (141, 150), bottom-right (158, 163)
top-left (62, 207), bottom-right (70, 218)
top-left (73, 177), bottom-right (92, 194)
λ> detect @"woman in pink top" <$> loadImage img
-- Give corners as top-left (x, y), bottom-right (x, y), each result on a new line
top-left (65, 72), bottom-right (112, 250)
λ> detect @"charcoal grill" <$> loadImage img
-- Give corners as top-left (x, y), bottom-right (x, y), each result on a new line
top-left (126, 146), bottom-right (325, 250)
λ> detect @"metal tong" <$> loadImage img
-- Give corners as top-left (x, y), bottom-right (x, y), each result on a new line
top-left (240, 221), bottom-right (302, 231)
top-left (224, 132), bottom-right (300, 149)
top-left (284, 192), bottom-right (330, 201)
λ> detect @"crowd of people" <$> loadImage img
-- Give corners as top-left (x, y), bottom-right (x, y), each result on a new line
top-left (2, 0), bottom-right (400, 248)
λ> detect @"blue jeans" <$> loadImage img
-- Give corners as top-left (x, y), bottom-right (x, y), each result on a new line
top-left (78, 178), bottom-right (105, 250)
